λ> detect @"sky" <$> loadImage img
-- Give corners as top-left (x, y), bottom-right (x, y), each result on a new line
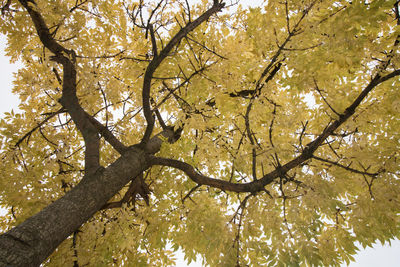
top-left (0, 1), bottom-right (400, 266)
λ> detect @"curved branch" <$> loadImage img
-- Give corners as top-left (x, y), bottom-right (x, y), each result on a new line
top-left (18, 0), bottom-right (104, 174)
top-left (150, 67), bottom-right (400, 193)
top-left (18, 0), bottom-right (68, 56)
top-left (140, 0), bottom-right (225, 144)
top-left (149, 156), bottom-right (271, 192)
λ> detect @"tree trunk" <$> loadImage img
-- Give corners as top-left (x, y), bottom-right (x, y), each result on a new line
top-left (0, 147), bottom-right (148, 266)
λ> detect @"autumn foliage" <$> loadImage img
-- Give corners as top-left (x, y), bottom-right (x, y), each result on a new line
top-left (0, 0), bottom-right (400, 266)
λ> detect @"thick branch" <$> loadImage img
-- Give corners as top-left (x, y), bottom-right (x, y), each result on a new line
top-left (140, 1), bottom-right (225, 144)
top-left (149, 156), bottom-right (271, 192)
top-left (19, 0), bottom-right (102, 174)
top-left (18, 0), bottom-right (68, 55)
top-left (378, 69), bottom-right (400, 83)
top-left (150, 70), bottom-right (400, 193)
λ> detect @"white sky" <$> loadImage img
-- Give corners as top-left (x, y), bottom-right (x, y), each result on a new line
top-left (0, 0), bottom-right (399, 266)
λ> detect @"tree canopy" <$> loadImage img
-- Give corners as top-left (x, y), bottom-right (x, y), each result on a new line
top-left (0, 0), bottom-right (400, 266)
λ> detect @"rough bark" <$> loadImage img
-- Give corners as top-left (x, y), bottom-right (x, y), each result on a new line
top-left (0, 146), bottom-right (148, 266)
top-left (1, 1), bottom-right (398, 266)
top-left (0, 0), bottom-right (225, 264)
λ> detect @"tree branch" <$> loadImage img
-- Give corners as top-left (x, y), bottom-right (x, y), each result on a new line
top-left (85, 114), bottom-right (128, 155)
top-left (19, 0), bottom-right (104, 175)
top-left (149, 156), bottom-right (270, 192)
top-left (140, 0), bottom-right (225, 145)
top-left (244, 101), bottom-right (258, 181)
top-left (149, 67), bottom-right (400, 193)
top-left (15, 108), bottom-right (65, 147)
top-left (312, 155), bottom-right (381, 177)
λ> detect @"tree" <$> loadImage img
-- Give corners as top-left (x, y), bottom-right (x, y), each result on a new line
top-left (0, 0), bottom-right (399, 265)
